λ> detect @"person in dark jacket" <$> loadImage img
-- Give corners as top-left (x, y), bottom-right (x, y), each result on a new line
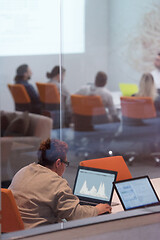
top-left (14, 64), bottom-right (41, 114)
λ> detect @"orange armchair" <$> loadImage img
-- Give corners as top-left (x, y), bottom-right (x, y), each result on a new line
top-left (121, 96), bottom-right (156, 121)
top-left (119, 97), bottom-right (158, 165)
top-left (36, 82), bottom-right (60, 109)
top-left (8, 84), bottom-right (31, 112)
top-left (1, 188), bottom-right (24, 233)
top-left (80, 156), bottom-right (132, 181)
top-left (71, 94), bottom-right (108, 131)
top-left (36, 82), bottom-right (61, 128)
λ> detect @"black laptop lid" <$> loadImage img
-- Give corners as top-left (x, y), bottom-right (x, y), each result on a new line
top-left (114, 176), bottom-right (160, 211)
top-left (73, 166), bottom-right (117, 205)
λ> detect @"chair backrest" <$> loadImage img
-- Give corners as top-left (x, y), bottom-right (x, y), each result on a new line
top-left (1, 188), bottom-right (24, 233)
top-left (36, 82), bottom-right (60, 104)
top-left (80, 156), bottom-right (132, 181)
top-left (8, 84), bottom-right (31, 104)
top-left (71, 95), bottom-right (106, 116)
top-left (121, 96), bottom-right (156, 119)
top-left (119, 83), bottom-right (138, 96)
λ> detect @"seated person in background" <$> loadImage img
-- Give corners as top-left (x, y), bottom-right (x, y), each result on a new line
top-left (134, 73), bottom-right (160, 116)
top-left (151, 52), bottom-right (160, 94)
top-left (46, 66), bottom-right (70, 106)
top-left (15, 64), bottom-right (41, 114)
top-left (46, 66), bottom-right (71, 126)
top-left (9, 138), bottom-right (111, 229)
top-left (76, 71), bottom-right (119, 122)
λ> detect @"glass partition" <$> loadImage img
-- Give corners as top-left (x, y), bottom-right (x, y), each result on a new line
top-left (1, 0), bottom-right (160, 235)
top-left (0, 0), bottom-right (61, 188)
top-left (60, 0), bottom-right (160, 189)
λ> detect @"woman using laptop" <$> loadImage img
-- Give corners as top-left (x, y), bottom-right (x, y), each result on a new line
top-left (9, 138), bottom-right (111, 229)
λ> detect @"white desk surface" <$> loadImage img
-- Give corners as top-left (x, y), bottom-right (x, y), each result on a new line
top-left (111, 91), bottom-right (122, 109)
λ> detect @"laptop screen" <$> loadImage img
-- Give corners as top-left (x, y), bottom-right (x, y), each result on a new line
top-left (119, 83), bottom-right (138, 96)
top-left (73, 166), bottom-right (117, 204)
top-left (114, 176), bottom-right (159, 210)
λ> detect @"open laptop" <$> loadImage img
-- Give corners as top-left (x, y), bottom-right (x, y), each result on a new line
top-left (113, 176), bottom-right (160, 211)
top-left (119, 83), bottom-right (138, 96)
top-left (73, 166), bottom-right (117, 206)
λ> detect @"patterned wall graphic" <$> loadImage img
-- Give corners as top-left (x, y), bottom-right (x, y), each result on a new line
top-left (127, 4), bottom-right (160, 72)
top-left (108, 0), bottom-right (160, 89)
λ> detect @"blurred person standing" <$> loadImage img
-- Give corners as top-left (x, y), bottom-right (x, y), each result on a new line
top-left (151, 52), bottom-right (160, 94)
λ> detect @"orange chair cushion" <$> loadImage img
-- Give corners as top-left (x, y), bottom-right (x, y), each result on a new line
top-left (121, 97), bottom-right (156, 119)
top-left (36, 82), bottom-right (60, 104)
top-left (71, 95), bottom-right (106, 116)
top-left (1, 188), bottom-right (24, 233)
top-left (80, 156), bottom-right (132, 181)
top-left (8, 84), bottom-right (31, 104)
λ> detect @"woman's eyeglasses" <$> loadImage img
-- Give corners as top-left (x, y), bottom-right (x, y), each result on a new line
top-left (61, 160), bottom-right (69, 167)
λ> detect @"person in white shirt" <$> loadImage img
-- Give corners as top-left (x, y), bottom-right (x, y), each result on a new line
top-left (151, 52), bottom-right (160, 93)
top-left (76, 71), bottom-right (119, 122)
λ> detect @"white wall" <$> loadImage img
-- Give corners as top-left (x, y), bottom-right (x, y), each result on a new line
top-left (62, 0), bottom-right (108, 92)
top-left (1, 0), bottom-right (159, 111)
top-left (0, 0), bottom-right (108, 111)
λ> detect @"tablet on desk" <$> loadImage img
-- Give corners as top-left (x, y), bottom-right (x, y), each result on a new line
top-left (113, 176), bottom-right (160, 211)
top-left (73, 166), bottom-right (117, 206)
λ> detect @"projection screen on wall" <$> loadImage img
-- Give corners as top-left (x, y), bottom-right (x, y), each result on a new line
top-left (0, 0), bottom-right (85, 56)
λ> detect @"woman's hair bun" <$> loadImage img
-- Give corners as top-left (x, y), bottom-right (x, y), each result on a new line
top-left (39, 138), bottom-right (51, 151)
top-left (46, 72), bottom-right (51, 79)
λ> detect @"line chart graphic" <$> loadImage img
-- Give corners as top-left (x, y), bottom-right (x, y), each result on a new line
top-left (80, 180), bottom-right (108, 199)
